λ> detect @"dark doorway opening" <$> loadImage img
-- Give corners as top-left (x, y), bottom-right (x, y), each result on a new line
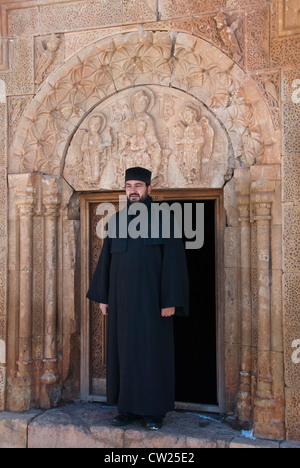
top-left (173, 199), bottom-right (217, 406)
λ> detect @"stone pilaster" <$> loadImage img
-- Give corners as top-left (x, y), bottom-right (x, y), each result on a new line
top-left (40, 177), bottom-right (61, 408)
top-left (252, 188), bottom-right (276, 438)
top-left (235, 170), bottom-right (252, 424)
top-left (250, 165), bottom-right (285, 440)
top-left (7, 174), bottom-right (35, 411)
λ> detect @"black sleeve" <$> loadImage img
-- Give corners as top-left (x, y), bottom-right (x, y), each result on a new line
top-left (86, 234), bottom-right (111, 304)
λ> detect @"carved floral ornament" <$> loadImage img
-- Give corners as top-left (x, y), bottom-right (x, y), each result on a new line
top-left (12, 32), bottom-right (278, 187)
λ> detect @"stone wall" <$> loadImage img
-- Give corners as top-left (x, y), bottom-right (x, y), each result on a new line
top-left (0, 0), bottom-right (299, 441)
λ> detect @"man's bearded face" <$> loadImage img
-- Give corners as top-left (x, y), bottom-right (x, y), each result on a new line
top-left (125, 181), bottom-right (151, 204)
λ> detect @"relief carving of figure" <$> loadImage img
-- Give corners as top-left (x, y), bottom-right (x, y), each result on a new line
top-left (201, 117), bottom-right (215, 162)
top-left (175, 106), bottom-right (214, 184)
top-left (81, 114), bottom-right (113, 185)
top-left (214, 13), bottom-right (242, 64)
top-left (35, 34), bottom-right (61, 86)
top-left (118, 90), bottom-right (162, 184)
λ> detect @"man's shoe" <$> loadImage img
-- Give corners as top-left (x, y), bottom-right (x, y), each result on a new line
top-left (112, 414), bottom-right (142, 427)
top-left (144, 417), bottom-right (163, 431)
top-left (112, 415), bottom-right (132, 427)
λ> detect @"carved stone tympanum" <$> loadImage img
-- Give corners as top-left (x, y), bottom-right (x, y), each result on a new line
top-left (63, 86), bottom-right (230, 190)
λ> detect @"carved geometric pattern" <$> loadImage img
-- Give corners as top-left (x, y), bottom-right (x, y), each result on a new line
top-left (283, 204), bottom-right (300, 272)
top-left (283, 155), bottom-right (300, 202)
top-left (282, 70), bottom-right (300, 156)
top-left (285, 388), bottom-right (300, 441)
top-left (123, 0), bottom-right (157, 24)
top-left (246, 6), bottom-right (270, 71)
top-left (12, 32), bottom-right (275, 180)
top-left (283, 272), bottom-right (300, 390)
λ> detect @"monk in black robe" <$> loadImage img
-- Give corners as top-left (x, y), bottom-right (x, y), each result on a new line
top-left (87, 167), bottom-right (189, 430)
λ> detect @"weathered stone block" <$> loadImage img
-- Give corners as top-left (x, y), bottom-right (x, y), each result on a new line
top-left (0, 411), bottom-right (41, 449)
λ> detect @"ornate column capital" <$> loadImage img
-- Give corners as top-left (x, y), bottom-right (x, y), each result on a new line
top-left (42, 176), bottom-right (61, 218)
top-left (9, 174), bottom-right (35, 218)
top-left (251, 190), bottom-right (274, 224)
top-left (254, 201), bottom-right (273, 222)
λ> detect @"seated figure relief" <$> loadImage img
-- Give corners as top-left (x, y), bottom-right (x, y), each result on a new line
top-left (118, 90), bottom-right (163, 185)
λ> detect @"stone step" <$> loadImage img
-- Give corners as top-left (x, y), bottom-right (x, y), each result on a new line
top-left (1, 403), bottom-right (300, 449)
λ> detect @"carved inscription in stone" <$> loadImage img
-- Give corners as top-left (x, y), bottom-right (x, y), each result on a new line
top-left (63, 86), bottom-right (229, 190)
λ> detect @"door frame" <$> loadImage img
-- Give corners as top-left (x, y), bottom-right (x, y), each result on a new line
top-left (80, 189), bottom-right (225, 414)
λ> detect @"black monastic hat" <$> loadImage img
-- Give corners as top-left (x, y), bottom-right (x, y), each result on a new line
top-left (125, 167), bottom-right (152, 185)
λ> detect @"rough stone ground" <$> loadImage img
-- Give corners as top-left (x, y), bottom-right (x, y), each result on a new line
top-left (0, 403), bottom-right (300, 449)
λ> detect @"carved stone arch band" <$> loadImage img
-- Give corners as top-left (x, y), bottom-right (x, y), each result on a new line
top-left (11, 31), bottom-right (280, 181)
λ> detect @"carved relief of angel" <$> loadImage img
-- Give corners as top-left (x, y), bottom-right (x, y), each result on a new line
top-left (35, 34), bottom-right (61, 85)
top-left (214, 13), bottom-right (242, 63)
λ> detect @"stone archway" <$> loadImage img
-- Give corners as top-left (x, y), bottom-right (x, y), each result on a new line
top-left (11, 31), bottom-right (279, 176)
top-left (7, 31), bottom-right (284, 440)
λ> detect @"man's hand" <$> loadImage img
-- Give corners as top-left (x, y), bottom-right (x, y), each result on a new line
top-left (161, 307), bottom-right (175, 317)
top-left (100, 303), bottom-right (109, 316)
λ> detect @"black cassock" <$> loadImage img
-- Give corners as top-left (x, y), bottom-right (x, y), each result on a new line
top-left (87, 196), bottom-right (189, 417)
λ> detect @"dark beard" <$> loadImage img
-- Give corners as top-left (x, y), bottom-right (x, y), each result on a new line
top-left (127, 192), bottom-right (148, 204)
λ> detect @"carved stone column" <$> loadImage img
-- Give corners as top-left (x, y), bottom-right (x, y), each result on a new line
top-left (252, 192), bottom-right (274, 437)
top-left (236, 194), bottom-right (252, 423)
top-left (235, 170), bottom-right (252, 424)
top-left (14, 178), bottom-right (35, 408)
top-left (40, 177), bottom-right (61, 407)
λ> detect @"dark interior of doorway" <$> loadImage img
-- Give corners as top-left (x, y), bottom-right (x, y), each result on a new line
top-left (173, 199), bottom-right (217, 406)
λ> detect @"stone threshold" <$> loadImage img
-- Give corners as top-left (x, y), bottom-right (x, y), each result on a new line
top-left (0, 403), bottom-right (300, 449)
